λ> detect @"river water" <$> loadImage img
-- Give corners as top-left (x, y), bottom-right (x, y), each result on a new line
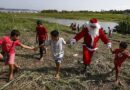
top-left (42, 18), bottom-right (118, 32)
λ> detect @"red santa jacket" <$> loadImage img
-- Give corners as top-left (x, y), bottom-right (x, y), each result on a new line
top-left (74, 27), bottom-right (110, 49)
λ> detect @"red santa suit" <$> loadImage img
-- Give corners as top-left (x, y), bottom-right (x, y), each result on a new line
top-left (72, 18), bottom-right (111, 65)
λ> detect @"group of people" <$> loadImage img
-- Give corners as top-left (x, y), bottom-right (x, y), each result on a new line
top-left (0, 18), bottom-right (130, 85)
top-left (70, 23), bottom-right (80, 33)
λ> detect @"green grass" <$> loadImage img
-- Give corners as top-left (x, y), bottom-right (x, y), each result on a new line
top-left (0, 12), bottom-right (129, 22)
top-left (0, 13), bottom-right (130, 42)
top-left (42, 12), bottom-right (126, 22)
top-left (0, 13), bottom-right (69, 36)
top-left (111, 32), bottom-right (130, 42)
top-left (43, 12), bottom-right (130, 22)
top-left (0, 13), bottom-right (35, 35)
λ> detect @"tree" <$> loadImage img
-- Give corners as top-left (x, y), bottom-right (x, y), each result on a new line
top-left (114, 17), bottom-right (130, 34)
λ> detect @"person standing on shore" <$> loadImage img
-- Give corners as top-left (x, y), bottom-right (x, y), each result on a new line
top-left (108, 27), bottom-right (112, 38)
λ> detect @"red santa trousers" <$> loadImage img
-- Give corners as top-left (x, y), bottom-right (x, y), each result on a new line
top-left (83, 46), bottom-right (94, 65)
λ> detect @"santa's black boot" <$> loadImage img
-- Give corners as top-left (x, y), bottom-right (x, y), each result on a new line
top-left (85, 65), bottom-right (91, 77)
top-left (81, 65), bottom-right (87, 74)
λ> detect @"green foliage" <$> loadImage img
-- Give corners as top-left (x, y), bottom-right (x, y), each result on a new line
top-left (41, 10), bottom-right (58, 13)
top-left (1, 12), bottom-right (127, 22)
top-left (40, 12), bottom-right (124, 21)
top-left (0, 13), bottom-right (69, 36)
top-left (114, 17), bottom-right (130, 34)
top-left (0, 13), bottom-right (36, 35)
top-left (41, 9), bottom-right (130, 14)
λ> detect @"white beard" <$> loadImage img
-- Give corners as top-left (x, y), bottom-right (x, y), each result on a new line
top-left (88, 27), bottom-right (99, 38)
top-left (87, 26), bottom-right (100, 46)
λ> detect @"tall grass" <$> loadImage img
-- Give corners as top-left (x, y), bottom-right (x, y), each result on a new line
top-left (41, 12), bottom-right (126, 21)
top-left (0, 13), bottom-right (69, 36)
top-left (0, 12), bottom-right (128, 22)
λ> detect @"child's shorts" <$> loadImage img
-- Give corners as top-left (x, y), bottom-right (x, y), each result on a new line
top-left (54, 54), bottom-right (64, 64)
top-left (114, 63), bottom-right (123, 70)
top-left (55, 58), bottom-right (63, 64)
top-left (5, 54), bottom-right (15, 65)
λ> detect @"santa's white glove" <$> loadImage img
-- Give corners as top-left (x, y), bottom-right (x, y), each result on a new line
top-left (70, 39), bottom-right (76, 45)
top-left (107, 42), bottom-right (112, 48)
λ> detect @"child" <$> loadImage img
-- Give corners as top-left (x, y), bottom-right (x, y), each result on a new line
top-left (38, 30), bottom-right (66, 79)
top-left (0, 30), bottom-right (34, 81)
top-left (108, 27), bottom-right (112, 38)
top-left (77, 24), bottom-right (80, 33)
top-left (70, 23), bottom-right (76, 31)
top-left (36, 20), bottom-right (48, 61)
top-left (110, 42), bottom-right (130, 84)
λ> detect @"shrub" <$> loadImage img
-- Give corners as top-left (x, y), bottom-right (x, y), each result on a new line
top-left (114, 17), bottom-right (130, 34)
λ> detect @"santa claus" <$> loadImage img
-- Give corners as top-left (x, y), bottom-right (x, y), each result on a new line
top-left (70, 18), bottom-right (111, 72)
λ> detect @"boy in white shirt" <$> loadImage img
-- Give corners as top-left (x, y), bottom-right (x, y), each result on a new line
top-left (38, 30), bottom-right (66, 79)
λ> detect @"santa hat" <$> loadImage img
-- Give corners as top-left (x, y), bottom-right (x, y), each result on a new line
top-left (89, 18), bottom-right (101, 28)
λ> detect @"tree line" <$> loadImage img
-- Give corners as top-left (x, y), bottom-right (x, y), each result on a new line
top-left (41, 9), bottom-right (130, 14)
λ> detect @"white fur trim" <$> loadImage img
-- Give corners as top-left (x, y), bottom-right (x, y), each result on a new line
top-left (87, 47), bottom-right (98, 51)
top-left (82, 21), bottom-right (89, 28)
top-left (89, 22), bottom-right (101, 29)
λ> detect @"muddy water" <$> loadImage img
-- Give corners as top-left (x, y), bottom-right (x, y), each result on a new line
top-left (43, 18), bottom-right (118, 32)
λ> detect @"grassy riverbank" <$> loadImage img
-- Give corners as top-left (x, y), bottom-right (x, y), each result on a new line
top-left (1, 12), bottom-right (129, 22)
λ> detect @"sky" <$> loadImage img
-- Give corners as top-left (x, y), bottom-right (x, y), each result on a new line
top-left (0, 0), bottom-right (130, 11)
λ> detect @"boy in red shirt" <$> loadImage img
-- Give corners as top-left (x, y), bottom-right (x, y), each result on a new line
top-left (110, 42), bottom-right (130, 84)
top-left (36, 20), bottom-right (48, 61)
top-left (0, 30), bottom-right (34, 81)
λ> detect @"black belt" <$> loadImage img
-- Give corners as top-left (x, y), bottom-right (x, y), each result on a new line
top-left (83, 43), bottom-right (93, 49)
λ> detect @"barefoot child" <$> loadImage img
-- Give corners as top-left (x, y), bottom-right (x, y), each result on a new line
top-left (36, 20), bottom-right (48, 61)
top-left (110, 42), bottom-right (130, 84)
top-left (0, 30), bottom-right (34, 81)
top-left (37, 30), bottom-right (66, 79)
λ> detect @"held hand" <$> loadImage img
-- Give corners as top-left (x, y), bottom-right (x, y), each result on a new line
top-left (33, 45), bottom-right (45, 51)
top-left (31, 46), bottom-right (35, 50)
top-left (30, 46), bottom-right (37, 51)
top-left (70, 39), bottom-right (76, 45)
top-left (107, 42), bottom-right (112, 49)
top-left (33, 47), bottom-right (39, 51)
top-left (66, 40), bottom-right (70, 44)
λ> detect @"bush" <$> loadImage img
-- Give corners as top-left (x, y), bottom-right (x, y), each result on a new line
top-left (114, 17), bottom-right (130, 34)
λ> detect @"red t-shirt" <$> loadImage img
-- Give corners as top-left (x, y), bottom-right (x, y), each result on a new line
top-left (36, 25), bottom-right (48, 41)
top-left (0, 36), bottom-right (21, 54)
top-left (113, 48), bottom-right (130, 67)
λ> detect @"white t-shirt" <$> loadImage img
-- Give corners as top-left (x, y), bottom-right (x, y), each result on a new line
top-left (44, 37), bottom-right (66, 59)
